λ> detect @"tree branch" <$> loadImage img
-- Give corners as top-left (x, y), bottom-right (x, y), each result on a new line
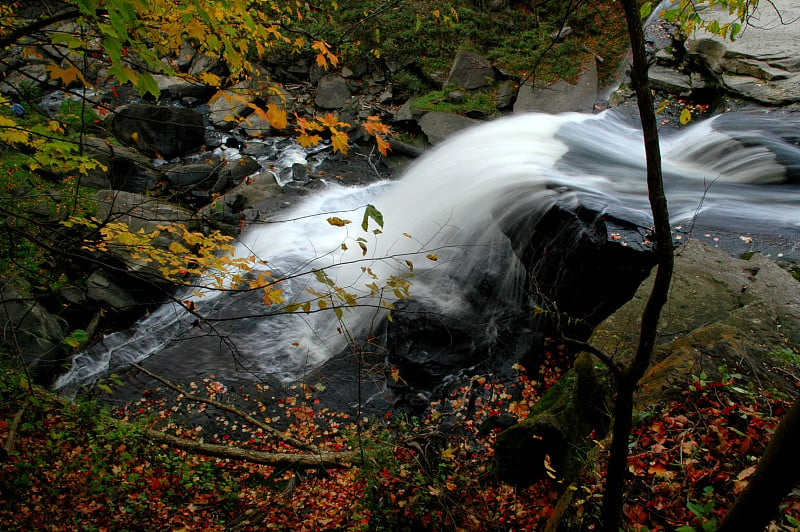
top-left (140, 427), bottom-right (357, 469)
top-left (30, 383), bottom-right (356, 470)
top-left (0, 9), bottom-right (82, 50)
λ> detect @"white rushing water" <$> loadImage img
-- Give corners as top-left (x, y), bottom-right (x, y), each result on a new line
top-left (56, 110), bottom-right (800, 390)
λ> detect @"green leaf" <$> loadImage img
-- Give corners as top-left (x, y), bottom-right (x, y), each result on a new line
top-left (361, 204), bottom-right (384, 232)
top-left (97, 383), bottom-right (113, 394)
top-left (136, 73), bottom-right (161, 99)
top-left (730, 22), bottom-right (742, 40)
top-left (639, 2), bottom-right (653, 19)
top-left (51, 33), bottom-right (86, 50)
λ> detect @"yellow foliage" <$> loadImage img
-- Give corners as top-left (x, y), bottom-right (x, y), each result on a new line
top-left (45, 63), bottom-right (90, 87)
top-left (295, 113), bottom-right (352, 153)
top-left (311, 40), bottom-right (339, 69)
top-left (330, 129), bottom-right (349, 155)
top-left (77, 220), bottom-right (285, 302)
top-left (266, 104), bottom-right (288, 129)
top-left (363, 115), bottom-right (393, 156)
top-left (0, 116), bottom-right (29, 144)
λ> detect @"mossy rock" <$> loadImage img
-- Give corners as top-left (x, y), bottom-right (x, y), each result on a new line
top-left (493, 353), bottom-right (611, 484)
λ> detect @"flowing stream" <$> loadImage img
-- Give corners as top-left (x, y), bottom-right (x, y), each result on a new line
top-left (56, 110), bottom-right (800, 391)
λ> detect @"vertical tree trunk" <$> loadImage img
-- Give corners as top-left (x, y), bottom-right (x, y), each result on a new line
top-left (600, 1), bottom-right (675, 530)
top-left (717, 398), bottom-right (800, 532)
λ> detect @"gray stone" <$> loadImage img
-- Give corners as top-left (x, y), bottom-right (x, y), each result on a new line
top-left (655, 47), bottom-right (678, 66)
top-left (590, 239), bottom-right (800, 404)
top-left (685, 38), bottom-right (727, 73)
top-left (188, 53), bottom-right (229, 80)
top-left (152, 74), bottom-right (213, 100)
top-left (0, 286), bottom-right (66, 371)
top-left (241, 142), bottom-right (277, 158)
top-left (648, 65), bottom-right (693, 94)
top-left (111, 103), bottom-right (205, 159)
top-left (514, 61), bottom-right (598, 113)
top-left (92, 190), bottom-right (198, 234)
top-left (495, 79), bottom-right (517, 110)
top-left (418, 111), bottom-right (479, 144)
top-left (550, 26), bottom-right (573, 43)
top-left (315, 75), bottom-right (352, 109)
top-left (86, 271), bottom-right (139, 310)
top-left (722, 73), bottom-right (800, 105)
top-left (164, 162), bottom-right (218, 188)
top-left (445, 50), bottom-right (496, 90)
top-left (237, 112), bottom-right (272, 138)
top-left (208, 86), bottom-right (255, 130)
top-left (683, 0), bottom-right (800, 105)
top-left (91, 190), bottom-right (200, 278)
top-left (81, 136), bottom-right (158, 192)
top-left (446, 90), bottom-right (464, 104)
top-left (211, 156), bottom-right (262, 193)
top-left (202, 171), bottom-right (282, 217)
top-left (176, 39), bottom-right (197, 71)
top-left (378, 89), bottom-right (394, 105)
top-left (394, 98), bottom-right (426, 122)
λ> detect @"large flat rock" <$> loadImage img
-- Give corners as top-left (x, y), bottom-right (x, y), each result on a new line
top-left (690, 0), bottom-right (800, 104)
top-left (513, 61), bottom-right (598, 114)
top-left (588, 239), bottom-right (800, 403)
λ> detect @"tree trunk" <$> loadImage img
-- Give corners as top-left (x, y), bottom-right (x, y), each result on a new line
top-left (717, 398), bottom-right (800, 531)
top-left (600, 1), bottom-right (675, 530)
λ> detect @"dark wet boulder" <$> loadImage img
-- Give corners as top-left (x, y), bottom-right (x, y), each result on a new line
top-left (164, 162), bottom-right (219, 189)
top-left (0, 285), bottom-right (67, 382)
top-left (386, 191), bottom-right (656, 407)
top-left (498, 191), bottom-right (657, 349)
top-left (110, 103), bottom-right (205, 159)
top-left (81, 136), bottom-right (158, 192)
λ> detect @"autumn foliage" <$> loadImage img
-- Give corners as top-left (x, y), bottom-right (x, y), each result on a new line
top-left (2, 356), bottom-right (800, 530)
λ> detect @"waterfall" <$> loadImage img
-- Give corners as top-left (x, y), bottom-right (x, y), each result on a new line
top-left (56, 110), bottom-right (800, 391)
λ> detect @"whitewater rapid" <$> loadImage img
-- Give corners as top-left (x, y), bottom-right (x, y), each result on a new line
top-left (56, 110), bottom-right (800, 390)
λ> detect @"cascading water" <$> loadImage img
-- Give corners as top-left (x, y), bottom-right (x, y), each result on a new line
top-left (56, 110), bottom-right (800, 392)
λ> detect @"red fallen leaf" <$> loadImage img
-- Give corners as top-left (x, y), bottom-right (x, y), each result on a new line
top-left (626, 504), bottom-right (649, 524)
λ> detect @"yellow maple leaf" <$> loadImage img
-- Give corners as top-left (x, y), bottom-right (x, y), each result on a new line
top-left (200, 72), bottom-right (221, 87)
top-left (319, 113), bottom-right (348, 129)
top-left (263, 288), bottom-right (284, 306)
top-left (375, 136), bottom-right (391, 157)
top-left (248, 103), bottom-right (268, 122)
top-left (45, 63), bottom-right (89, 87)
top-left (441, 447), bottom-right (456, 461)
top-left (311, 40), bottom-right (339, 69)
top-left (266, 103), bottom-right (287, 129)
top-left (296, 115), bottom-right (323, 132)
top-left (364, 115), bottom-right (391, 136)
top-left (297, 132), bottom-right (323, 148)
top-left (330, 128), bottom-right (349, 155)
top-left (326, 216), bottom-right (351, 227)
